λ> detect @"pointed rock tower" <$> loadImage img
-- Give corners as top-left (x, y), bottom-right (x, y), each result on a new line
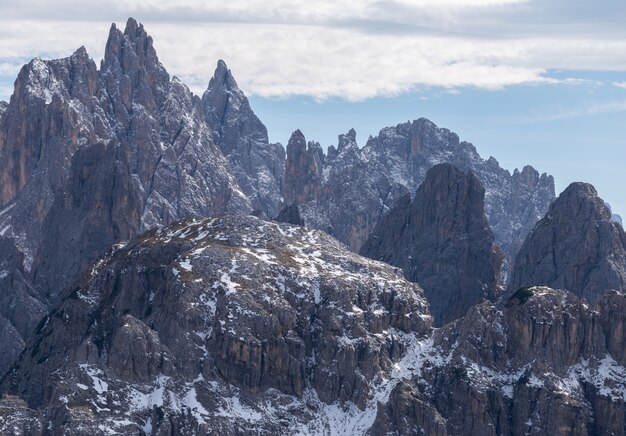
top-left (508, 182), bottom-right (626, 301)
top-left (361, 163), bottom-right (503, 326)
top-left (202, 60), bottom-right (285, 218)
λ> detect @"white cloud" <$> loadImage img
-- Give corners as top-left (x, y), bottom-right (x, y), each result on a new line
top-left (614, 81), bottom-right (626, 89)
top-left (0, 0), bottom-right (625, 101)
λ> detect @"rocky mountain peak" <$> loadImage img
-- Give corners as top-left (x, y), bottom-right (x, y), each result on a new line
top-left (202, 59), bottom-right (284, 218)
top-left (102, 17), bottom-right (169, 112)
top-left (508, 181), bottom-right (626, 302)
top-left (71, 45), bottom-right (89, 61)
top-left (337, 128), bottom-right (357, 151)
top-left (361, 163), bottom-right (503, 326)
top-left (208, 59), bottom-right (239, 94)
top-left (288, 129), bottom-right (306, 149)
top-left (203, 59), bottom-right (260, 145)
top-left (513, 165), bottom-right (555, 193)
top-left (553, 182), bottom-right (610, 220)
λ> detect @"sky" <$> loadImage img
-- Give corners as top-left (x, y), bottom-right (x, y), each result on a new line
top-left (0, 0), bottom-right (625, 216)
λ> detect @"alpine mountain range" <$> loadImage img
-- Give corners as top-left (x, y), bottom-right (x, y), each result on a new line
top-left (0, 18), bottom-right (625, 435)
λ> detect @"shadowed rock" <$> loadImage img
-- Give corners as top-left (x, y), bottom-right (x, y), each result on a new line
top-left (275, 204), bottom-right (305, 226)
top-left (361, 163), bottom-right (503, 326)
top-left (508, 182), bottom-right (626, 302)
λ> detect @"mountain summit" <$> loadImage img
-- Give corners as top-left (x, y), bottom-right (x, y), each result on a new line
top-left (361, 163), bottom-right (503, 326)
top-left (508, 182), bottom-right (626, 301)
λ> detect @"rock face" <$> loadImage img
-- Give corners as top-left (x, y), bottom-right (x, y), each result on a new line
top-left (412, 286), bottom-right (626, 436)
top-left (361, 164), bottom-right (503, 326)
top-left (283, 120), bottom-right (555, 265)
top-left (3, 218), bottom-right (626, 435)
top-left (0, 18), bottom-right (258, 377)
top-left (283, 130), bottom-right (324, 207)
top-left (508, 182), bottom-right (626, 302)
top-left (1, 16), bottom-right (622, 436)
top-left (202, 60), bottom-right (285, 218)
top-left (0, 18), bottom-right (556, 380)
top-left (1, 215), bottom-right (431, 434)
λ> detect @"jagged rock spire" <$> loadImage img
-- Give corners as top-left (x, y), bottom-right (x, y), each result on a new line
top-left (202, 59), bottom-right (285, 218)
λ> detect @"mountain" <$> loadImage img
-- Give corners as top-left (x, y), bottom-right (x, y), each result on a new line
top-left (0, 215), bottom-right (432, 434)
top-left (3, 16), bottom-right (613, 435)
top-left (508, 182), bottom-right (626, 302)
top-left (283, 120), bottom-right (555, 275)
top-left (361, 163), bottom-right (503, 326)
top-left (202, 60), bottom-right (285, 218)
top-left (0, 18), bottom-right (255, 377)
top-left (2, 216), bottom-right (625, 435)
top-left (0, 18), bottom-right (556, 379)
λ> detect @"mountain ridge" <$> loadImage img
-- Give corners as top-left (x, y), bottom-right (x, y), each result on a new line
top-left (5, 17), bottom-right (622, 436)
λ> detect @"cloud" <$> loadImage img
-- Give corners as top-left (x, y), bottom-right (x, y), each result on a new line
top-left (0, 1), bottom-right (625, 101)
top-left (614, 81), bottom-right (626, 89)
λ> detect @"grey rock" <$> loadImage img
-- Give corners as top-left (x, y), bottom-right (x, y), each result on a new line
top-left (202, 60), bottom-right (285, 218)
top-left (508, 182), bottom-right (626, 302)
top-left (283, 130), bottom-right (324, 207)
top-left (284, 120), bottom-right (555, 269)
top-left (416, 286), bottom-right (626, 435)
top-left (287, 129), bottom-right (409, 250)
top-left (361, 163), bottom-right (503, 326)
top-left (369, 381), bottom-right (447, 436)
top-left (0, 17), bottom-right (253, 378)
top-left (1, 215), bottom-right (431, 434)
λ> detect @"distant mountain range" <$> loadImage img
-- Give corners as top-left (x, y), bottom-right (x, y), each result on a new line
top-left (1, 18), bottom-right (624, 435)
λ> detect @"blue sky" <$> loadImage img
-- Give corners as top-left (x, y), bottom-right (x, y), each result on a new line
top-left (0, 0), bottom-right (625, 215)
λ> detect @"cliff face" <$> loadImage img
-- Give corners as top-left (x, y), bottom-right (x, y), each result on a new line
top-left (413, 286), bottom-right (626, 436)
top-left (509, 182), bottom-right (626, 302)
top-left (361, 164), bottom-right (503, 326)
top-left (2, 217), bottom-right (625, 435)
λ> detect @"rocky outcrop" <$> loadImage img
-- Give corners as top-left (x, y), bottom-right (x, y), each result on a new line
top-left (3, 217), bottom-right (626, 435)
top-left (508, 182), bottom-right (626, 302)
top-left (284, 119), bottom-right (555, 264)
top-left (411, 286), bottom-right (626, 436)
top-left (283, 130), bottom-right (324, 207)
top-left (361, 163), bottom-right (503, 326)
top-left (1, 215), bottom-right (431, 434)
top-left (202, 60), bottom-right (285, 218)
